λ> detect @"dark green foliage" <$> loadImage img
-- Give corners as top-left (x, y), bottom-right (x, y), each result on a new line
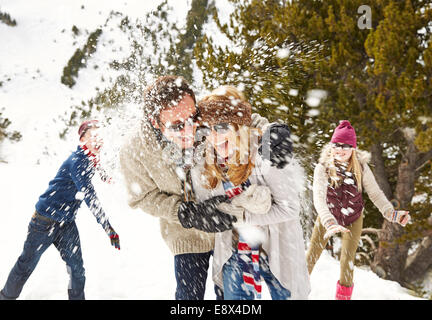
top-left (61, 28), bottom-right (103, 88)
top-left (0, 109), bottom-right (21, 143)
top-left (0, 10), bottom-right (17, 26)
top-left (166, 0), bottom-right (210, 82)
top-left (72, 25), bottom-right (80, 36)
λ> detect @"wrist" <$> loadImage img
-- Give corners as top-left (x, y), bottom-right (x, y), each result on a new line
top-left (323, 218), bottom-right (338, 230)
top-left (384, 209), bottom-right (397, 222)
top-left (104, 222), bottom-right (112, 235)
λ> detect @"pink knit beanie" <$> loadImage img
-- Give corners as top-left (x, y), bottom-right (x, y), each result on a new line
top-left (331, 120), bottom-right (357, 148)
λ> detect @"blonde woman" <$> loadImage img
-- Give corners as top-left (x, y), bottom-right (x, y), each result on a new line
top-left (306, 120), bottom-right (411, 300)
top-left (190, 86), bottom-right (310, 300)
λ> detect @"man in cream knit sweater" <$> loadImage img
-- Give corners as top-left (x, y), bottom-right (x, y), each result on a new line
top-left (119, 76), bottom-right (241, 300)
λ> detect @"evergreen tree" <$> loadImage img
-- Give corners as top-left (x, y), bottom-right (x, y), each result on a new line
top-left (61, 28), bottom-right (103, 88)
top-left (166, 0), bottom-right (211, 82)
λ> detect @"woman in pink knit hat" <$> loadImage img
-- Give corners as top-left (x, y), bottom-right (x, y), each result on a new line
top-left (306, 120), bottom-right (411, 300)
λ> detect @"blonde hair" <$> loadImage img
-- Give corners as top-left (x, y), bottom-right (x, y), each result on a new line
top-left (200, 85), bottom-right (259, 189)
top-left (328, 148), bottom-right (363, 192)
top-left (203, 124), bottom-right (260, 188)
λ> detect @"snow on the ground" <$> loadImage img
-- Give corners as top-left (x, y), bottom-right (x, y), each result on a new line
top-left (0, 162), bottom-right (422, 300)
top-left (307, 250), bottom-right (421, 300)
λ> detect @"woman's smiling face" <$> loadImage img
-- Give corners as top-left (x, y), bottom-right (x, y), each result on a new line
top-left (207, 123), bottom-right (236, 159)
top-left (331, 142), bottom-right (353, 162)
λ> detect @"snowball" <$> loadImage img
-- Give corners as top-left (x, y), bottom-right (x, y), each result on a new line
top-left (341, 207), bottom-right (354, 216)
top-left (130, 182), bottom-right (142, 195)
top-left (344, 178), bottom-right (355, 185)
top-left (236, 226), bottom-right (267, 247)
top-left (288, 89), bottom-right (299, 96)
top-left (307, 109), bottom-right (321, 117)
top-left (276, 48), bottom-right (290, 59)
top-left (306, 89), bottom-right (327, 107)
top-left (75, 191), bottom-right (85, 200)
top-left (174, 77), bottom-right (183, 87)
top-left (277, 105), bottom-right (289, 112)
top-left (175, 167), bottom-right (186, 180)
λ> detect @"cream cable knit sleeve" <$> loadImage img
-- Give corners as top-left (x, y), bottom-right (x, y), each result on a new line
top-left (361, 164), bottom-right (394, 216)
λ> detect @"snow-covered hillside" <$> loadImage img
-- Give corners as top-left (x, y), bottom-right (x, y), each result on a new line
top-left (0, 0), bottom-right (426, 300)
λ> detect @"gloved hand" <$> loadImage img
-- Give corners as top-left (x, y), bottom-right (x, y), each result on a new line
top-left (259, 123), bottom-right (293, 169)
top-left (107, 225), bottom-right (120, 250)
top-left (324, 224), bottom-right (351, 239)
top-left (251, 113), bottom-right (269, 130)
top-left (384, 210), bottom-right (411, 227)
top-left (231, 184), bottom-right (272, 215)
top-left (178, 195), bottom-right (237, 233)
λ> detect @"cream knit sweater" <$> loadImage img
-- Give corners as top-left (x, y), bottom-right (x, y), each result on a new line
top-left (119, 121), bottom-right (214, 255)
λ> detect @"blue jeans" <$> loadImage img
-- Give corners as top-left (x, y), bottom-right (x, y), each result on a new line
top-left (174, 251), bottom-right (223, 300)
top-left (222, 250), bottom-right (291, 300)
top-left (0, 213), bottom-right (85, 300)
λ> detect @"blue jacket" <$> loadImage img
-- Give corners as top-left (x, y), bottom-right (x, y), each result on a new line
top-left (35, 146), bottom-right (110, 231)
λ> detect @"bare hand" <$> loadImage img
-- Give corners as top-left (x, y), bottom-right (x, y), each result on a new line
top-left (324, 224), bottom-right (351, 239)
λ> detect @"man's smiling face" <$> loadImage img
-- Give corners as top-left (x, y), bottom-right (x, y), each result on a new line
top-left (154, 94), bottom-right (197, 150)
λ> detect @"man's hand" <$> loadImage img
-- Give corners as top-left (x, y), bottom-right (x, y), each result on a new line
top-left (107, 225), bottom-right (120, 250)
top-left (178, 195), bottom-right (237, 233)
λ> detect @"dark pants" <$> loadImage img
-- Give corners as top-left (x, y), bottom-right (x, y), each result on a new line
top-left (174, 251), bottom-right (223, 300)
top-left (0, 212), bottom-right (85, 300)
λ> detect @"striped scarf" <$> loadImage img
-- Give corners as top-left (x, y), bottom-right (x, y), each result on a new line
top-left (221, 178), bottom-right (262, 299)
top-left (81, 145), bottom-right (113, 184)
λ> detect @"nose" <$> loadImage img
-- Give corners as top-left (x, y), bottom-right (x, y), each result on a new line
top-left (180, 122), bottom-right (196, 136)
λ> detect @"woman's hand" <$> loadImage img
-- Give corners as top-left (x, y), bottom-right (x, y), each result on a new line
top-left (231, 184), bottom-right (272, 215)
top-left (324, 224), bottom-right (351, 239)
top-left (384, 210), bottom-right (411, 227)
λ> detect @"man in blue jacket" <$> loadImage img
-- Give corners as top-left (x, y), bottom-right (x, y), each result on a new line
top-left (0, 120), bottom-right (120, 300)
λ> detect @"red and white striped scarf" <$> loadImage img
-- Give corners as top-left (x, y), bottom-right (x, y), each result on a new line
top-left (81, 145), bottom-right (113, 184)
top-left (220, 170), bottom-right (262, 299)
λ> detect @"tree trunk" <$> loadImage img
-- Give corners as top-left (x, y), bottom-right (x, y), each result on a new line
top-left (373, 221), bottom-right (410, 281)
top-left (403, 236), bottom-right (432, 283)
top-left (372, 133), bottom-right (418, 282)
top-left (369, 143), bottom-right (393, 199)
